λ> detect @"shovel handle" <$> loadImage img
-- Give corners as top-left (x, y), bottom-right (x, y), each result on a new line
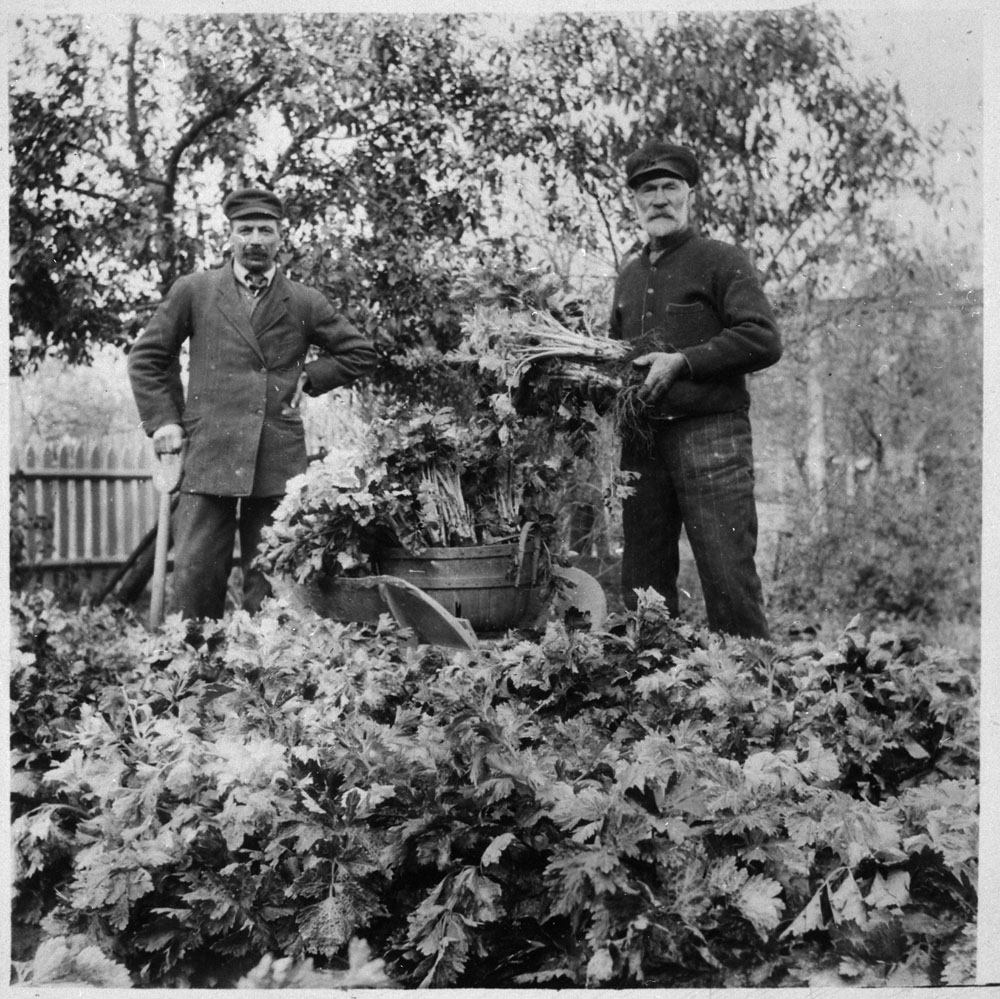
top-left (290, 372), bottom-right (308, 409)
top-left (149, 489), bottom-right (172, 629)
top-left (149, 444), bottom-right (183, 628)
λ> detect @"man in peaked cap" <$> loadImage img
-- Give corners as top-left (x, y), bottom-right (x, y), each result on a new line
top-left (608, 140), bottom-right (782, 638)
top-left (128, 186), bottom-right (377, 620)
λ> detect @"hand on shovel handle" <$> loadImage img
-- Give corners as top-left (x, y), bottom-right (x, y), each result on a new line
top-left (152, 450), bottom-right (184, 494)
top-left (152, 422), bottom-right (184, 456)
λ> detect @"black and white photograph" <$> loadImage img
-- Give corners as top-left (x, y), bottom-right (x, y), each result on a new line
top-left (5, 0), bottom-right (993, 991)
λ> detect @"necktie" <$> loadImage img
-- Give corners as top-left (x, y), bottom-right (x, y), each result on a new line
top-left (245, 273), bottom-right (269, 296)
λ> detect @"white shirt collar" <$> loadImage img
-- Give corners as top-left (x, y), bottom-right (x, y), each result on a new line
top-left (232, 259), bottom-right (277, 288)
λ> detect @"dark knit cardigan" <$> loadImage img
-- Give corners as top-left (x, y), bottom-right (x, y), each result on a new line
top-left (609, 227), bottom-right (782, 418)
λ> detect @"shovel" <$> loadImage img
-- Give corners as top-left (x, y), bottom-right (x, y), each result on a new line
top-left (281, 372), bottom-right (308, 416)
top-left (149, 448), bottom-right (184, 629)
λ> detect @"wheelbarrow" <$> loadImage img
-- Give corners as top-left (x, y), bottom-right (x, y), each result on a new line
top-left (286, 524), bottom-right (607, 650)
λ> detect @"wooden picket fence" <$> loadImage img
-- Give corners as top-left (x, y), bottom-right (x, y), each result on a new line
top-left (10, 438), bottom-right (158, 572)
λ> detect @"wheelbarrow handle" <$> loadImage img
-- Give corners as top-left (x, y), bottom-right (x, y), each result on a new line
top-left (516, 521), bottom-right (540, 588)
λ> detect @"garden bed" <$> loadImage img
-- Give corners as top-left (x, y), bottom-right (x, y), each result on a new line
top-left (10, 586), bottom-right (978, 988)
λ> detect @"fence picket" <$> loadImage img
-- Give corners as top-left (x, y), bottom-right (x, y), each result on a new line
top-left (24, 444), bottom-right (41, 562)
top-left (107, 447), bottom-right (120, 558)
top-left (59, 444), bottom-right (72, 562)
top-left (83, 445), bottom-right (96, 561)
top-left (43, 446), bottom-right (58, 564)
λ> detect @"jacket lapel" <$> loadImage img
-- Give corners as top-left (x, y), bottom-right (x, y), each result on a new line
top-left (215, 265), bottom-right (266, 363)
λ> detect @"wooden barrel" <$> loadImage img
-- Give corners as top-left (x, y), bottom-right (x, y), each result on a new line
top-left (377, 529), bottom-right (539, 633)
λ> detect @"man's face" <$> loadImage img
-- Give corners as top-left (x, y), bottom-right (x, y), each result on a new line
top-left (632, 174), bottom-right (691, 239)
top-left (229, 217), bottom-right (282, 272)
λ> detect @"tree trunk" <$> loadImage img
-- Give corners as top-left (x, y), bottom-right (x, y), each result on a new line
top-left (805, 328), bottom-right (827, 531)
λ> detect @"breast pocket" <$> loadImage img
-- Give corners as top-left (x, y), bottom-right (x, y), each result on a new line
top-left (663, 301), bottom-right (719, 348)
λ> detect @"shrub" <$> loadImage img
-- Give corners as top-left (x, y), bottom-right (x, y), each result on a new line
top-left (9, 471), bottom-right (53, 590)
top-left (769, 478), bottom-right (980, 627)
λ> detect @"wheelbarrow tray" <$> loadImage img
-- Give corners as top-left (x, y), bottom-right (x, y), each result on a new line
top-left (297, 573), bottom-right (479, 650)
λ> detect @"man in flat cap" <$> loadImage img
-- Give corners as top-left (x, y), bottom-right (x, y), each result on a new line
top-left (128, 187), bottom-right (377, 620)
top-left (609, 140), bottom-right (782, 638)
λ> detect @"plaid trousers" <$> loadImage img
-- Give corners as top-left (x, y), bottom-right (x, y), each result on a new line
top-left (620, 409), bottom-right (770, 639)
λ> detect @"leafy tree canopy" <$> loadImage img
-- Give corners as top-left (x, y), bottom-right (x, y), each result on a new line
top-left (10, 10), bottom-right (948, 384)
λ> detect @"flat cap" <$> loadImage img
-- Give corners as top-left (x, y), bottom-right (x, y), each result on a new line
top-left (625, 141), bottom-right (700, 189)
top-left (223, 187), bottom-right (284, 221)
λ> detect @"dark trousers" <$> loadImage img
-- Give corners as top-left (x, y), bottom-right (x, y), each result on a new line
top-left (172, 493), bottom-right (281, 620)
top-left (621, 410), bottom-right (770, 639)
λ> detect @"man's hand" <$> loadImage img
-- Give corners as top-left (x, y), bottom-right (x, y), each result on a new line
top-left (633, 351), bottom-right (689, 406)
top-left (152, 423), bottom-right (184, 455)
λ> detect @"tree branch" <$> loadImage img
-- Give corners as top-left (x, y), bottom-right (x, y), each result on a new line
top-left (585, 179), bottom-right (620, 273)
top-left (157, 74), bottom-right (269, 290)
top-left (269, 122), bottom-right (324, 186)
top-left (760, 175), bottom-right (841, 282)
top-left (163, 75), bottom-right (270, 198)
top-left (48, 139), bottom-right (167, 188)
top-left (742, 157), bottom-right (758, 261)
top-left (54, 183), bottom-right (136, 209)
top-left (125, 18), bottom-right (150, 180)
top-left (855, 407), bottom-right (884, 464)
top-left (759, 212), bottom-right (813, 284)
